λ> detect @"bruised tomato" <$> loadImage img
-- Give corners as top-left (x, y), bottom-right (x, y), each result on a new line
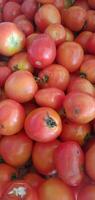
top-left (24, 172), bottom-right (45, 189)
top-left (80, 59), bottom-right (95, 83)
top-left (24, 107), bottom-right (62, 142)
top-left (74, 0), bottom-right (89, 10)
top-left (54, 141), bottom-right (84, 186)
top-left (84, 10), bottom-right (95, 32)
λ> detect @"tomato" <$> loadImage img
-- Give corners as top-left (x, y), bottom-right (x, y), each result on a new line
top-left (8, 52), bottom-right (33, 72)
top-left (54, 141), bottom-right (84, 186)
top-left (32, 140), bottom-right (60, 175)
top-left (63, 92), bottom-right (95, 124)
top-left (77, 184), bottom-right (95, 200)
top-left (21, 0), bottom-right (38, 21)
top-left (67, 77), bottom-right (95, 97)
top-left (24, 190), bottom-right (38, 200)
top-left (0, 99), bottom-right (25, 135)
top-left (37, 0), bottom-right (54, 3)
top-left (80, 59), bottom-right (95, 83)
top-left (38, 177), bottom-right (74, 200)
top-left (35, 88), bottom-right (65, 110)
top-left (27, 33), bottom-right (56, 69)
top-left (26, 33), bottom-right (39, 48)
top-left (88, 0), bottom-right (95, 9)
top-left (38, 64), bottom-right (70, 91)
top-left (0, 66), bottom-right (11, 87)
top-left (1, 180), bottom-right (35, 200)
top-left (86, 143), bottom-right (95, 181)
top-left (34, 4), bottom-right (61, 32)
top-left (62, 6), bottom-right (87, 32)
top-left (24, 107), bottom-right (62, 142)
top-left (60, 119), bottom-right (91, 145)
top-left (65, 27), bottom-right (74, 42)
top-left (45, 23), bottom-right (66, 45)
top-left (14, 18), bottom-right (34, 36)
top-left (86, 33), bottom-right (95, 54)
top-left (56, 42), bottom-right (84, 72)
top-left (24, 172), bottom-right (45, 189)
top-left (0, 164), bottom-right (16, 183)
top-left (74, 0), bottom-right (89, 10)
top-left (84, 10), bottom-right (95, 32)
top-left (0, 130), bottom-right (33, 167)
top-left (0, 22), bottom-right (25, 56)
top-left (5, 71), bottom-right (38, 103)
top-left (83, 54), bottom-right (95, 62)
top-left (3, 1), bottom-right (21, 22)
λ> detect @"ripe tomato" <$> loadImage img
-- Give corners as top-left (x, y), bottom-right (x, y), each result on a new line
top-left (77, 184), bottom-right (95, 200)
top-left (86, 33), bottom-right (95, 54)
top-left (38, 64), bottom-right (70, 91)
top-left (86, 143), bottom-right (95, 181)
top-left (54, 141), bottom-right (84, 186)
top-left (0, 66), bottom-right (11, 87)
top-left (38, 177), bottom-right (74, 200)
top-left (0, 130), bottom-right (33, 167)
top-left (24, 107), bottom-right (62, 142)
top-left (80, 59), bottom-right (95, 83)
top-left (84, 10), bottom-right (95, 32)
top-left (8, 52), bottom-right (33, 72)
top-left (5, 71), bottom-right (38, 103)
top-left (27, 33), bottom-right (56, 68)
top-left (32, 140), bottom-right (60, 175)
top-left (0, 99), bottom-right (25, 135)
top-left (21, 0), bottom-right (38, 21)
top-left (26, 33), bottom-right (39, 48)
top-left (0, 22), bottom-right (25, 56)
top-left (24, 172), bottom-right (45, 189)
top-left (88, 0), bottom-right (95, 9)
top-left (14, 18), bottom-right (34, 36)
top-left (56, 41), bottom-right (84, 72)
top-left (63, 92), bottom-right (95, 124)
top-left (60, 119), bottom-right (91, 145)
top-left (74, 0), bottom-right (89, 10)
top-left (0, 163), bottom-right (16, 183)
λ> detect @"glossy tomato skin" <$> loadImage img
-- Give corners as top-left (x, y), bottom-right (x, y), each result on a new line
top-left (5, 71), bottom-right (38, 103)
top-left (0, 99), bottom-right (25, 135)
top-left (21, 0), bottom-right (38, 21)
top-left (54, 141), bottom-right (84, 186)
top-left (24, 173), bottom-right (45, 189)
top-left (77, 184), bottom-right (95, 200)
top-left (35, 88), bottom-right (65, 110)
top-left (27, 33), bottom-right (56, 69)
top-left (80, 59), bottom-right (95, 83)
top-left (32, 140), bottom-right (60, 175)
top-left (0, 66), bottom-right (11, 87)
top-left (38, 64), bottom-right (70, 91)
top-left (56, 41), bottom-right (84, 72)
top-left (38, 177), bottom-right (75, 200)
top-left (0, 22), bottom-right (25, 56)
top-left (63, 92), bottom-right (95, 124)
top-left (34, 4), bottom-right (61, 32)
top-left (60, 119), bottom-right (91, 145)
top-left (24, 107), bottom-right (62, 142)
top-left (0, 130), bottom-right (33, 167)
top-left (86, 144), bottom-right (95, 181)
top-left (0, 163), bottom-right (16, 183)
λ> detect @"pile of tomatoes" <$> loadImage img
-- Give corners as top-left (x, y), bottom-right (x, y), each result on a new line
top-left (1, 0), bottom-right (95, 200)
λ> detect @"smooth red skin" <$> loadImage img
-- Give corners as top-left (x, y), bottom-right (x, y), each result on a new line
top-left (86, 144), bottom-right (95, 181)
top-left (21, 0), bottom-right (38, 20)
top-left (75, 31), bottom-right (93, 53)
top-left (0, 99), bottom-right (25, 135)
top-left (62, 6), bottom-right (87, 32)
top-left (32, 140), bottom-right (60, 175)
top-left (27, 33), bottom-right (56, 68)
top-left (0, 22), bottom-right (25, 56)
top-left (0, 164), bottom-right (16, 183)
top-left (38, 177), bottom-right (74, 200)
top-left (0, 66), bottom-right (11, 87)
top-left (3, 1), bottom-right (21, 22)
top-left (77, 184), bottom-right (95, 200)
top-left (54, 141), bottom-right (84, 186)
top-left (39, 64), bottom-right (70, 91)
top-left (60, 120), bottom-right (91, 145)
top-left (24, 173), bottom-right (45, 189)
top-left (65, 27), bottom-right (74, 42)
top-left (35, 4), bottom-right (61, 32)
top-left (24, 107), bottom-right (62, 142)
top-left (56, 42), bottom-right (84, 73)
top-left (86, 33), bottom-right (95, 54)
top-left (63, 92), bottom-right (95, 124)
top-left (84, 10), bottom-right (95, 32)
top-left (5, 71), bottom-right (38, 103)
top-left (83, 54), bottom-right (95, 62)
top-left (88, 0), bottom-right (95, 9)
top-left (74, 0), bottom-right (90, 10)
top-left (67, 77), bottom-right (95, 97)
top-left (23, 102), bottom-right (37, 116)
top-left (14, 18), bottom-right (34, 36)
top-left (0, 131), bottom-right (33, 167)
top-left (26, 33), bottom-right (39, 48)
top-left (80, 59), bottom-right (95, 84)
top-left (35, 88), bottom-right (65, 110)
top-left (45, 23), bottom-right (66, 46)
top-left (8, 52), bottom-right (33, 72)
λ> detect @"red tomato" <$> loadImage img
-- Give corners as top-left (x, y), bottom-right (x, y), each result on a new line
top-left (8, 52), bottom-right (33, 72)
top-left (24, 172), bottom-right (45, 189)
top-left (63, 92), bottom-right (95, 124)
top-left (0, 130), bottom-right (33, 167)
top-left (56, 42), bottom-right (84, 72)
top-left (38, 64), bottom-right (70, 91)
top-left (32, 140), bottom-right (60, 175)
top-left (0, 163), bottom-right (16, 183)
top-left (27, 33), bottom-right (56, 68)
top-left (38, 177), bottom-right (74, 200)
top-left (84, 10), bottom-right (95, 32)
top-left (0, 66), bottom-right (11, 87)
top-left (88, 0), bottom-right (95, 9)
top-left (14, 18), bottom-right (34, 36)
top-left (34, 4), bottom-right (61, 32)
top-left (86, 143), bottom-right (95, 181)
top-left (26, 33), bottom-right (39, 48)
top-left (77, 184), bottom-right (95, 200)
top-left (54, 141), bottom-right (84, 186)
top-left (0, 22), bottom-right (25, 56)
top-left (35, 88), bottom-right (65, 110)
top-left (24, 107), bottom-right (62, 142)
top-left (80, 59), bottom-right (95, 83)
top-left (0, 99), bottom-right (25, 135)
top-left (3, 1), bottom-right (21, 22)
top-left (60, 119), bottom-right (91, 145)
top-left (74, 0), bottom-right (90, 10)
top-left (86, 33), bottom-right (95, 54)
top-left (21, 0), bottom-right (38, 21)
top-left (5, 71), bottom-right (38, 103)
